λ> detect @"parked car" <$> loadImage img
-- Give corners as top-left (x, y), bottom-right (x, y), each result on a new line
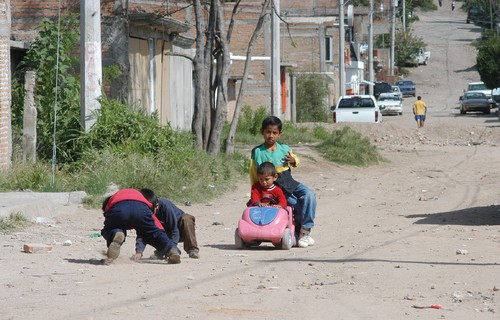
top-left (332, 95), bottom-right (382, 123)
top-left (459, 92), bottom-right (491, 114)
top-left (395, 80), bottom-right (416, 97)
top-left (414, 48), bottom-right (431, 66)
top-left (465, 81), bottom-right (496, 108)
top-left (378, 94), bottom-right (403, 115)
top-left (391, 85), bottom-right (403, 99)
top-left (374, 82), bottom-right (392, 99)
top-left (493, 88), bottom-right (500, 104)
top-left (467, 7), bottom-right (482, 24)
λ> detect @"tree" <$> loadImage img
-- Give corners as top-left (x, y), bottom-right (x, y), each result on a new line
top-left (296, 74), bottom-right (330, 122)
top-left (225, 0), bottom-right (271, 154)
top-left (14, 15), bottom-right (81, 162)
top-left (476, 36), bottom-right (500, 89)
top-left (463, 0), bottom-right (499, 29)
top-left (394, 29), bottom-right (426, 67)
top-left (190, 0), bottom-right (233, 156)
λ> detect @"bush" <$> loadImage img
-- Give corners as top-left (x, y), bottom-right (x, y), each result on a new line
top-left (315, 126), bottom-right (385, 166)
top-left (476, 35), bottom-right (500, 89)
top-left (296, 74), bottom-right (330, 122)
top-left (13, 14), bottom-right (81, 163)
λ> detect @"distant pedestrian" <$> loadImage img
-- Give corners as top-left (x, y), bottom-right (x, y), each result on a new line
top-left (451, 1), bottom-right (455, 11)
top-left (413, 96), bottom-right (427, 128)
top-left (438, 0), bottom-right (442, 7)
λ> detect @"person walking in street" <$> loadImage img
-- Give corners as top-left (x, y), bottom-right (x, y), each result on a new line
top-left (413, 96), bottom-right (427, 128)
top-left (451, 1), bottom-right (456, 11)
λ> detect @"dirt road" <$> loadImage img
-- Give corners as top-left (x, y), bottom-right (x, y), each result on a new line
top-left (2, 5), bottom-right (500, 320)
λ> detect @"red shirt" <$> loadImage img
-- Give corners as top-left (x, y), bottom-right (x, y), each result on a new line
top-left (104, 189), bottom-right (163, 230)
top-left (105, 189), bottom-right (152, 211)
top-left (250, 182), bottom-right (287, 208)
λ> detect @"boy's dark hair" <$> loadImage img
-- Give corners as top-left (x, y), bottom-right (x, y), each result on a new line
top-left (261, 116), bottom-right (282, 132)
top-left (417, 96), bottom-right (421, 100)
top-left (140, 188), bottom-right (159, 207)
top-left (102, 196), bottom-right (111, 212)
top-left (257, 162), bottom-right (277, 176)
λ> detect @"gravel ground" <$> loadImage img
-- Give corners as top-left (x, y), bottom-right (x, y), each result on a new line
top-left (1, 5), bottom-right (499, 320)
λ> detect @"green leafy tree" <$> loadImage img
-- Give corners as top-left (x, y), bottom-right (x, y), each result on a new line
top-left (476, 36), bottom-right (500, 89)
top-left (395, 30), bottom-right (426, 67)
top-left (411, 0), bottom-right (437, 11)
top-left (15, 14), bottom-right (81, 162)
top-left (296, 74), bottom-right (330, 122)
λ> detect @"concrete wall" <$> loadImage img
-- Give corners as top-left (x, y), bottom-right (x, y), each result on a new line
top-left (0, 0), bottom-right (11, 169)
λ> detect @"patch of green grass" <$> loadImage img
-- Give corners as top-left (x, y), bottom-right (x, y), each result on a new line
top-left (315, 126), bottom-right (385, 166)
top-left (279, 122), bottom-right (322, 145)
top-left (0, 213), bottom-right (32, 233)
top-left (2, 102), bottom-right (384, 209)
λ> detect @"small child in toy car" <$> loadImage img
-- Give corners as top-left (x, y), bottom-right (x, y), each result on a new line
top-left (248, 162), bottom-right (287, 208)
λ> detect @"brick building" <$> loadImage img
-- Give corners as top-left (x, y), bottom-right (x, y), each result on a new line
top-left (10, 0), bottom-right (195, 130)
top-left (224, 0), bottom-right (391, 120)
top-left (2, 0), bottom-right (393, 165)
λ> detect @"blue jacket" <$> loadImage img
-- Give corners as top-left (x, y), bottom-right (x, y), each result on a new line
top-left (135, 198), bottom-right (185, 254)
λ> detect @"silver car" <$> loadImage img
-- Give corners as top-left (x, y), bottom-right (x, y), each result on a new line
top-left (391, 86), bottom-right (403, 99)
top-left (378, 94), bottom-right (403, 115)
top-left (459, 92), bottom-right (490, 114)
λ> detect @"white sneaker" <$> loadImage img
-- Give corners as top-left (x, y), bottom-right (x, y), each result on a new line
top-left (298, 234), bottom-right (315, 248)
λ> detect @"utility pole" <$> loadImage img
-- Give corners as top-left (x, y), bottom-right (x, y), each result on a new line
top-left (390, 0), bottom-right (396, 76)
top-left (271, 0), bottom-right (281, 117)
top-left (402, 0), bottom-right (406, 31)
top-left (339, 0), bottom-right (345, 98)
top-left (80, 0), bottom-right (102, 131)
top-left (368, 0), bottom-right (374, 95)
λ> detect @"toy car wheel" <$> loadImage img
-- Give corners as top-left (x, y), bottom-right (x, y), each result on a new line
top-left (281, 228), bottom-right (293, 250)
top-left (235, 228), bottom-right (247, 249)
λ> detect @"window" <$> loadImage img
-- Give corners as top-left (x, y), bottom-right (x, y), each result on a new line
top-left (325, 36), bottom-right (333, 62)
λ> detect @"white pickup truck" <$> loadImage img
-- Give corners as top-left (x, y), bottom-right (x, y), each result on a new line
top-left (415, 48), bottom-right (431, 66)
top-left (332, 95), bottom-right (382, 123)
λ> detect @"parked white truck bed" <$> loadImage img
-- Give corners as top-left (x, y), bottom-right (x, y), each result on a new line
top-left (332, 95), bottom-right (382, 123)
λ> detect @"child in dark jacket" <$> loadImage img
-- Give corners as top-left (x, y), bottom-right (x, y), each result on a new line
top-left (101, 188), bottom-right (181, 264)
top-left (133, 189), bottom-right (200, 260)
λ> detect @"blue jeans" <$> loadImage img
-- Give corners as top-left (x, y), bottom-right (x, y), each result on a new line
top-left (286, 183), bottom-right (316, 230)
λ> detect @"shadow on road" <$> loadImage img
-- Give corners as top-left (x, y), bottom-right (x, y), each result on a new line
top-left (65, 258), bottom-right (107, 265)
top-left (451, 112), bottom-right (498, 118)
top-left (268, 257), bottom-right (499, 266)
top-left (406, 204), bottom-right (500, 226)
top-left (206, 243), bottom-right (279, 251)
top-left (454, 65), bottom-right (477, 73)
